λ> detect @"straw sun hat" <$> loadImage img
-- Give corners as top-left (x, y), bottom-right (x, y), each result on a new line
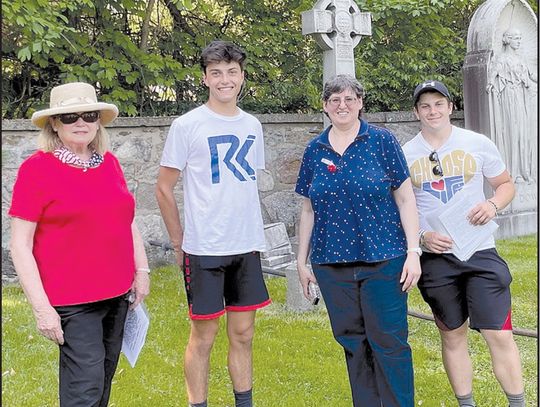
top-left (31, 82), bottom-right (119, 129)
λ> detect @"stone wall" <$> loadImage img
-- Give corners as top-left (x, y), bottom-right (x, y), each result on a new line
top-left (2, 111), bottom-right (469, 281)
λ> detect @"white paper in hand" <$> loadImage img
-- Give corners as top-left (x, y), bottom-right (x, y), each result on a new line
top-left (121, 302), bottom-right (150, 368)
top-left (432, 190), bottom-right (499, 261)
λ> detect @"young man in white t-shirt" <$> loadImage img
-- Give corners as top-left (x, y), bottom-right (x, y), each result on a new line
top-left (402, 80), bottom-right (525, 407)
top-left (156, 41), bottom-right (270, 407)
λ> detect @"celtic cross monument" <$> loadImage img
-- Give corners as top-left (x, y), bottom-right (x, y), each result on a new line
top-left (302, 0), bottom-right (372, 125)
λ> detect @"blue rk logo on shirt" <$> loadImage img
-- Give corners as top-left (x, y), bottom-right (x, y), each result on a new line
top-left (208, 135), bottom-right (257, 184)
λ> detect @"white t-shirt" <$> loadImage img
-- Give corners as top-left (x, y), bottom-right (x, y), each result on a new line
top-left (161, 104), bottom-right (267, 255)
top-left (402, 126), bottom-right (506, 251)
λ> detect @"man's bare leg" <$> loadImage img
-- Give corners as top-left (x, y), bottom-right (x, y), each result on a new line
top-left (227, 311), bottom-right (256, 406)
top-left (185, 318), bottom-right (220, 404)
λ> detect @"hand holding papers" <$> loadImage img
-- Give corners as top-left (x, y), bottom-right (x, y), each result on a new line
top-left (121, 302), bottom-right (150, 368)
top-left (426, 191), bottom-right (498, 261)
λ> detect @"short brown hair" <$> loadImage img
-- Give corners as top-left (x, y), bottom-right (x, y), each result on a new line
top-left (322, 75), bottom-right (365, 118)
top-left (200, 41), bottom-right (247, 72)
top-left (322, 75), bottom-right (365, 102)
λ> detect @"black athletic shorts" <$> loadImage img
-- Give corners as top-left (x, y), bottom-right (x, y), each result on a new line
top-left (418, 248), bottom-right (513, 331)
top-left (182, 251), bottom-right (271, 320)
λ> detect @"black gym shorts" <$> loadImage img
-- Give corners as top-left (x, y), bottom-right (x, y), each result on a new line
top-left (418, 248), bottom-right (513, 331)
top-left (182, 251), bottom-right (271, 320)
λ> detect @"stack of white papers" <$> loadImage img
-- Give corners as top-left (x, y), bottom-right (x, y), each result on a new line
top-left (121, 302), bottom-right (150, 368)
top-left (426, 191), bottom-right (498, 261)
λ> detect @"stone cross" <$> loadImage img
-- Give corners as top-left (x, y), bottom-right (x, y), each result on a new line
top-left (302, 0), bottom-right (372, 85)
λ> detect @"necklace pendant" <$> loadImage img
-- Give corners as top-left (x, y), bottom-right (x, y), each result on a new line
top-left (83, 167), bottom-right (88, 172)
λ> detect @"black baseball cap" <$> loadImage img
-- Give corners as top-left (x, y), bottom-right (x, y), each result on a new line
top-left (413, 80), bottom-right (452, 105)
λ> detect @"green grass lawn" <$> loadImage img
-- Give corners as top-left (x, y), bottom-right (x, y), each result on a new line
top-left (2, 235), bottom-right (537, 406)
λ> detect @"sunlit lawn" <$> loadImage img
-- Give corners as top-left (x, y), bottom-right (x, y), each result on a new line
top-left (2, 235), bottom-right (537, 406)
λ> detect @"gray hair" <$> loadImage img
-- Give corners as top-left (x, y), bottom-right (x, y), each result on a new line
top-left (322, 74), bottom-right (365, 102)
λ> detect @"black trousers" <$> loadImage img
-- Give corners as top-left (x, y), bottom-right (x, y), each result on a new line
top-left (55, 295), bottom-right (129, 407)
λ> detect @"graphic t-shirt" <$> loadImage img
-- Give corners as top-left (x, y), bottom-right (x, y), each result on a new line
top-left (160, 104), bottom-right (267, 255)
top-left (402, 126), bottom-right (506, 251)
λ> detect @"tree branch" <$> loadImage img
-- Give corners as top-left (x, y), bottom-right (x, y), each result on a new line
top-left (140, 0), bottom-right (156, 51)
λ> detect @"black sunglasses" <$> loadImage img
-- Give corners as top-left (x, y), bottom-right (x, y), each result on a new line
top-left (56, 111), bottom-right (100, 125)
top-left (429, 151), bottom-right (444, 176)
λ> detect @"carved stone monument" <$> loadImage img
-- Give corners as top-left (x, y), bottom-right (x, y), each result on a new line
top-left (261, 222), bottom-right (294, 269)
top-left (462, 0), bottom-right (537, 237)
top-left (302, 0), bottom-right (372, 125)
top-left (261, 223), bottom-right (323, 312)
top-left (285, 261), bottom-right (324, 312)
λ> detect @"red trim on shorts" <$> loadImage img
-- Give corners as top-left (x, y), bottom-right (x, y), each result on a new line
top-left (189, 304), bottom-right (225, 320)
top-left (433, 314), bottom-right (452, 331)
top-left (501, 309), bottom-right (513, 330)
top-left (226, 298), bottom-right (272, 312)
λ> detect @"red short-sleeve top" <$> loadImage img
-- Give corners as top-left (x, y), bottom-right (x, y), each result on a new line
top-left (9, 151), bottom-right (136, 306)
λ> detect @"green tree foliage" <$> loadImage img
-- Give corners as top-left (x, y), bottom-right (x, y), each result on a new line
top-left (2, 0), bottom-right (315, 118)
top-left (2, 0), bottom-right (537, 118)
top-left (3, 0), bottom-right (192, 118)
top-left (352, 0), bottom-right (535, 112)
top-left (354, 0), bottom-right (483, 111)
top-left (156, 0), bottom-right (318, 113)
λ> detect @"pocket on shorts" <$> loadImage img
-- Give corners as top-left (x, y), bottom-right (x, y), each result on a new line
top-left (476, 248), bottom-right (512, 287)
top-left (198, 256), bottom-right (226, 272)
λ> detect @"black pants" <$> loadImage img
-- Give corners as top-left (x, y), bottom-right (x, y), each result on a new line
top-left (55, 295), bottom-right (129, 407)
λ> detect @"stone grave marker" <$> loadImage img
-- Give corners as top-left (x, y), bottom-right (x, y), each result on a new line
top-left (302, 0), bottom-right (372, 126)
top-left (261, 222), bottom-right (323, 311)
top-left (261, 222), bottom-right (295, 270)
top-left (285, 261), bottom-right (324, 312)
top-left (463, 0), bottom-right (537, 236)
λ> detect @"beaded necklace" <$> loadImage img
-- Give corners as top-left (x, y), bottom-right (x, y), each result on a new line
top-left (53, 146), bottom-right (104, 172)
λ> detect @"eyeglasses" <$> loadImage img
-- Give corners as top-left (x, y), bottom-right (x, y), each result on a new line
top-left (429, 151), bottom-right (444, 176)
top-left (55, 111), bottom-right (100, 125)
top-left (327, 97), bottom-right (358, 107)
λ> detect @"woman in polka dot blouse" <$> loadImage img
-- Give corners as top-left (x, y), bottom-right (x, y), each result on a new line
top-left (295, 74), bottom-right (421, 407)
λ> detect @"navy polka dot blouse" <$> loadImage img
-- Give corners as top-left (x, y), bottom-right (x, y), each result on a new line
top-left (295, 119), bottom-right (409, 264)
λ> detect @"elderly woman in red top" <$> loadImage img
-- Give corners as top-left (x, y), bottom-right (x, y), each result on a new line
top-left (9, 82), bottom-right (150, 407)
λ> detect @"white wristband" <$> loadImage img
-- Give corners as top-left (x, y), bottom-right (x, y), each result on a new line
top-left (407, 247), bottom-right (422, 256)
top-left (136, 267), bottom-right (151, 274)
